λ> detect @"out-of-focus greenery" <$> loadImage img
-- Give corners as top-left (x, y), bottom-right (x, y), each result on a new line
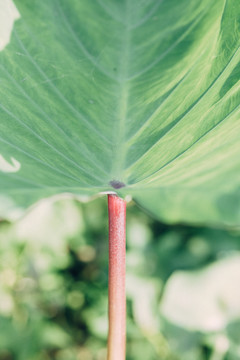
top-left (0, 197), bottom-right (239, 360)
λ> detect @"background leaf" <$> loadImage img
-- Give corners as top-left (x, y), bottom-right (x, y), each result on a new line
top-left (160, 254), bottom-right (240, 332)
top-left (0, 0), bottom-right (240, 225)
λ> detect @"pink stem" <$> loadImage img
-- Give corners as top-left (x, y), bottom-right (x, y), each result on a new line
top-left (107, 194), bottom-right (126, 360)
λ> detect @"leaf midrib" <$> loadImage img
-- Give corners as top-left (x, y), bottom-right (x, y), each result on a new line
top-left (110, 0), bottom-right (131, 183)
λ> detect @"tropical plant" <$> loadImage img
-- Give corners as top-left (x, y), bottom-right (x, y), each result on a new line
top-left (0, 0), bottom-right (240, 359)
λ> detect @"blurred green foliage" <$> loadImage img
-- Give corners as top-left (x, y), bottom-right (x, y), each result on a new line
top-left (0, 197), bottom-right (239, 360)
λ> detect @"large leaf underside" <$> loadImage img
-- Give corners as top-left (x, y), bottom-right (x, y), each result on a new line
top-left (0, 0), bottom-right (240, 225)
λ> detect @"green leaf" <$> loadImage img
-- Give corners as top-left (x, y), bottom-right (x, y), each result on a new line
top-left (0, 0), bottom-right (240, 225)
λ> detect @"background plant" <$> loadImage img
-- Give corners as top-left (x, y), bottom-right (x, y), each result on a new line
top-left (0, 197), bottom-right (240, 360)
top-left (0, 0), bottom-right (239, 226)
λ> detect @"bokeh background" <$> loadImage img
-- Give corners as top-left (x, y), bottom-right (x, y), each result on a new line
top-left (0, 196), bottom-right (240, 360)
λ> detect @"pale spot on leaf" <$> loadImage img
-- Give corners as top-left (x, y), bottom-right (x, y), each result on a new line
top-left (0, 155), bottom-right (21, 173)
top-left (0, 0), bottom-right (20, 51)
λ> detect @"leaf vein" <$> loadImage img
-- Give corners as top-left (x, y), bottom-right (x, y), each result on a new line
top-left (13, 30), bottom-right (112, 144)
top-left (132, 102), bottom-right (240, 186)
top-left (128, 4), bottom-right (211, 80)
top-left (0, 65), bottom-right (109, 177)
top-left (130, 0), bottom-right (164, 30)
top-left (126, 44), bottom-right (240, 169)
top-left (0, 136), bottom-right (88, 184)
top-left (56, 0), bottom-right (119, 82)
top-left (0, 104), bottom-right (103, 184)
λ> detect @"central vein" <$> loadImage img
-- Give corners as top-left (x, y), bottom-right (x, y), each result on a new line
top-left (111, 0), bottom-right (131, 183)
